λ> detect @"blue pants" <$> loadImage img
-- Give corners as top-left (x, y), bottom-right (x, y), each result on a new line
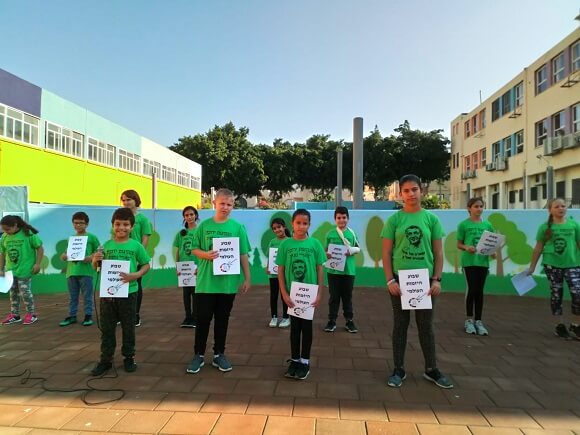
top-left (67, 276), bottom-right (94, 316)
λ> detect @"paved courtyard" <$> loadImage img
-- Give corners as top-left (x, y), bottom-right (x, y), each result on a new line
top-left (0, 286), bottom-right (578, 435)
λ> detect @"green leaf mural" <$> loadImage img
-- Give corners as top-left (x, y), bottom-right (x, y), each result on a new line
top-left (51, 239), bottom-right (68, 273)
top-left (146, 230), bottom-right (160, 265)
top-left (259, 211), bottom-right (292, 256)
top-left (311, 221), bottom-right (334, 247)
top-left (158, 254), bottom-right (167, 269)
top-left (444, 231), bottom-right (459, 273)
top-left (250, 246), bottom-right (268, 284)
top-left (354, 250), bottom-right (365, 268)
top-left (488, 213), bottom-right (533, 277)
top-left (40, 255), bottom-right (49, 274)
top-left (365, 216), bottom-right (384, 268)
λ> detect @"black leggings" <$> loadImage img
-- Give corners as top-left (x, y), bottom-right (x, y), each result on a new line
top-left (269, 278), bottom-right (289, 318)
top-left (194, 293), bottom-right (236, 355)
top-left (464, 266), bottom-right (488, 320)
top-left (183, 286), bottom-right (196, 321)
top-left (290, 316), bottom-right (313, 360)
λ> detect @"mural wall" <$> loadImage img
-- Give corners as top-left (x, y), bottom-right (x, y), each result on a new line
top-left (8, 204), bottom-right (580, 298)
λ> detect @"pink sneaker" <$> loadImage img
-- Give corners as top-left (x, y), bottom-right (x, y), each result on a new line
top-left (23, 313), bottom-right (38, 325)
top-left (2, 313), bottom-right (21, 325)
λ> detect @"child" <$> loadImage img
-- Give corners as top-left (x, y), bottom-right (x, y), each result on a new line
top-left (0, 215), bottom-right (44, 325)
top-left (120, 189), bottom-right (152, 327)
top-left (173, 206), bottom-right (199, 328)
top-left (59, 212), bottom-right (101, 327)
top-left (456, 197), bottom-right (495, 336)
top-left (381, 174), bottom-right (453, 389)
top-left (90, 208), bottom-right (151, 376)
top-left (528, 198), bottom-right (580, 340)
top-left (186, 189), bottom-right (251, 374)
top-left (267, 218), bottom-right (291, 328)
top-left (277, 209), bottom-right (326, 380)
top-left (324, 206), bottom-right (359, 333)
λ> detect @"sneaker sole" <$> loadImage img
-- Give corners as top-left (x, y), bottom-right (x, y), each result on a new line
top-left (345, 327), bottom-right (358, 333)
top-left (269, 324), bottom-right (278, 328)
top-left (212, 362), bottom-right (233, 372)
top-left (423, 373), bottom-right (454, 389)
top-left (387, 374), bottom-right (406, 388)
top-left (296, 371), bottom-right (310, 380)
top-left (186, 361), bottom-right (205, 374)
top-left (278, 323), bottom-right (290, 328)
top-left (83, 322), bottom-right (93, 326)
top-left (23, 319), bottom-right (38, 325)
top-left (3, 320), bottom-right (22, 325)
top-left (284, 371), bottom-right (296, 379)
top-left (324, 327), bottom-right (336, 332)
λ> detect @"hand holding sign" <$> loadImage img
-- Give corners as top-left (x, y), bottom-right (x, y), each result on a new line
top-left (268, 248), bottom-right (278, 274)
top-left (399, 268), bottom-right (432, 310)
top-left (287, 282), bottom-right (319, 320)
top-left (177, 261), bottom-right (197, 287)
top-left (213, 237), bottom-right (240, 275)
top-left (99, 260), bottom-right (130, 298)
top-left (66, 236), bottom-right (88, 262)
top-left (475, 231), bottom-right (505, 256)
top-left (325, 244), bottom-right (347, 272)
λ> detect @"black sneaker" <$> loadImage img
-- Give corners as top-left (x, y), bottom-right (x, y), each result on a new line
top-left (423, 368), bottom-right (454, 389)
top-left (345, 320), bottom-right (358, 333)
top-left (82, 315), bottom-right (93, 326)
top-left (90, 361), bottom-right (112, 376)
top-left (284, 359), bottom-right (299, 378)
top-left (123, 357), bottom-right (137, 373)
top-left (555, 323), bottom-right (571, 339)
top-left (295, 362), bottom-right (310, 380)
top-left (387, 368), bottom-right (407, 388)
top-left (324, 320), bottom-right (336, 332)
top-left (135, 314), bottom-right (141, 327)
top-left (180, 318), bottom-right (193, 328)
top-left (570, 324), bottom-right (580, 340)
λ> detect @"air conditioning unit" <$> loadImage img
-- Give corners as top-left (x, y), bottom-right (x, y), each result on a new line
top-left (495, 157), bottom-right (507, 171)
top-left (536, 173), bottom-right (546, 184)
top-left (571, 132), bottom-right (580, 148)
top-left (545, 136), bottom-right (563, 155)
top-left (485, 162), bottom-right (496, 171)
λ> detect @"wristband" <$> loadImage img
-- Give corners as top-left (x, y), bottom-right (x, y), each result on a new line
top-left (431, 277), bottom-right (442, 282)
top-left (387, 278), bottom-right (396, 285)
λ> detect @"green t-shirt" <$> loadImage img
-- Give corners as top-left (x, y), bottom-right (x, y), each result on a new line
top-left (325, 227), bottom-right (358, 276)
top-left (380, 209), bottom-right (445, 276)
top-left (192, 218), bottom-right (251, 294)
top-left (66, 233), bottom-right (101, 278)
top-left (276, 237), bottom-right (326, 291)
top-left (101, 238), bottom-right (151, 293)
top-left (267, 237), bottom-right (287, 277)
top-left (457, 219), bottom-right (495, 268)
top-left (0, 230), bottom-right (43, 278)
top-left (109, 213), bottom-right (152, 244)
top-left (173, 228), bottom-right (197, 262)
top-left (536, 218), bottom-right (580, 268)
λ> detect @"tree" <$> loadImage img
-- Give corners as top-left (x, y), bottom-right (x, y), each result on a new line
top-left (158, 254), bottom-right (167, 269)
top-left (488, 213), bottom-right (533, 276)
top-left (40, 255), bottom-right (49, 274)
top-left (51, 239), bottom-right (68, 273)
top-left (259, 141), bottom-right (300, 201)
top-left (365, 216), bottom-right (384, 268)
top-left (311, 221), bottom-right (334, 248)
top-left (443, 232), bottom-right (459, 273)
top-left (363, 127), bottom-right (397, 197)
top-left (146, 230), bottom-right (160, 267)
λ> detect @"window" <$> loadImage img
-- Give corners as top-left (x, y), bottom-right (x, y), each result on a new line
top-left (0, 104), bottom-right (39, 146)
top-left (143, 158), bottom-right (161, 176)
top-left (573, 40), bottom-right (580, 72)
top-left (515, 130), bottom-right (524, 154)
top-left (552, 111), bottom-right (566, 136)
top-left (541, 184), bottom-right (547, 200)
top-left (504, 136), bottom-right (512, 158)
top-left (119, 149), bottom-right (141, 173)
top-left (552, 52), bottom-right (565, 83)
top-left (536, 65), bottom-right (548, 94)
top-left (45, 122), bottom-right (83, 157)
top-left (190, 175), bottom-right (201, 190)
top-left (573, 103), bottom-right (580, 133)
top-left (492, 99), bottom-right (500, 121)
top-left (472, 152), bottom-right (479, 170)
top-left (177, 171), bottom-right (190, 187)
top-left (88, 138), bottom-right (115, 166)
top-left (492, 141), bottom-right (501, 162)
top-left (502, 90), bottom-right (511, 114)
top-left (464, 120), bottom-right (470, 138)
top-left (465, 155), bottom-right (471, 171)
top-left (509, 190), bottom-right (516, 204)
top-left (472, 115), bottom-right (478, 134)
top-left (515, 82), bottom-right (524, 107)
top-left (556, 181), bottom-right (565, 199)
top-left (480, 148), bottom-right (487, 166)
top-left (519, 189), bottom-right (523, 202)
top-left (161, 165), bottom-right (176, 183)
top-left (530, 186), bottom-right (538, 201)
top-left (535, 119), bottom-right (547, 147)
top-left (480, 109), bottom-right (486, 129)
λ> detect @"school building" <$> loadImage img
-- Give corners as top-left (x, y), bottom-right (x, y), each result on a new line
top-left (449, 27), bottom-right (580, 209)
top-left (0, 68), bottom-right (202, 209)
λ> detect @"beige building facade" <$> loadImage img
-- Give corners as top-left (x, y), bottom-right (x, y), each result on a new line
top-left (450, 28), bottom-right (580, 210)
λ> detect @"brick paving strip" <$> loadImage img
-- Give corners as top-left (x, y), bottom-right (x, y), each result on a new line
top-left (0, 287), bottom-right (579, 434)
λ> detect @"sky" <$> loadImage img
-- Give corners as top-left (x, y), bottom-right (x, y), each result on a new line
top-left (2, 1), bottom-right (578, 148)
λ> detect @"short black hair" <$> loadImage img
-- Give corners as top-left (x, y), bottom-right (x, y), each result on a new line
top-left (111, 207), bottom-right (135, 226)
top-left (72, 211), bottom-right (89, 224)
top-left (334, 206), bottom-right (349, 219)
top-left (399, 174), bottom-right (421, 189)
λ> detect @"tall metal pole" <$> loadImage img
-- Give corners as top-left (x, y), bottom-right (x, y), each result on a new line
top-left (353, 117), bottom-right (364, 209)
top-left (336, 145), bottom-right (343, 207)
top-left (151, 168), bottom-right (158, 231)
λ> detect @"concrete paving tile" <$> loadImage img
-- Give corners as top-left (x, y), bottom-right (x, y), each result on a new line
top-left (480, 407), bottom-right (542, 429)
top-left (201, 393), bottom-right (250, 414)
top-left (154, 392), bottom-right (208, 412)
top-left (339, 399), bottom-right (388, 421)
top-left (275, 380), bottom-right (317, 398)
top-left (159, 411), bottom-right (219, 434)
top-left (316, 382), bottom-right (359, 400)
top-left (263, 415), bottom-right (315, 435)
top-left (416, 423), bottom-right (472, 435)
top-left (314, 418), bottom-right (366, 435)
top-left (150, 375), bottom-right (199, 393)
top-left (358, 384), bottom-right (404, 402)
top-left (468, 427), bottom-right (522, 435)
top-left (0, 427), bottom-right (30, 434)
top-left (526, 409), bottom-right (580, 431)
top-left (110, 410), bottom-right (173, 433)
top-left (0, 404), bottom-right (38, 425)
top-left (113, 375), bottom-right (162, 392)
top-left (60, 408), bottom-right (128, 432)
top-left (110, 391), bottom-right (168, 410)
top-left (399, 385), bottom-right (451, 405)
top-left (431, 405), bottom-right (489, 426)
top-left (528, 392), bottom-right (580, 410)
top-left (316, 357), bottom-right (353, 370)
top-left (521, 429), bottom-right (576, 435)
top-left (211, 413), bottom-right (267, 435)
top-left (233, 379), bottom-right (277, 395)
top-left (451, 375), bottom-right (501, 391)
top-left (492, 377), bottom-right (543, 393)
top-left (485, 391), bottom-right (543, 408)
top-left (366, 421), bottom-right (419, 435)
top-left (442, 389), bottom-right (495, 407)
top-left (28, 391), bottom-right (82, 407)
top-left (246, 396), bottom-right (294, 417)
top-left (385, 403), bottom-right (438, 424)
top-left (192, 378), bottom-right (238, 394)
top-left (222, 365), bottom-right (263, 380)
top-left (293, 398), bottom-right (339, 419)
top-left (0, 388), bottom-right (46, 404)
top-left (14, 406), bottom-right (84, 429)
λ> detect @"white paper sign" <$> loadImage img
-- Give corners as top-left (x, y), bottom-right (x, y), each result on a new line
top-left (325, 243), bottom-right (347, 272)
top-left (0, 271), bottom-right (14, 293)
top-left (475, 231), bottom-right (505, 256)
top-left (177, 261), bottom-right (197, 287)
top-left (213, 237), bottom-right (240, 275)
top-left (287, 281), bottom-right (319, 320)
top-left (268, 248), bottom-right (278, 274)
top-left (399, 268), bottom-right (432, 310)
top-left (99, 260), bottom-right (130, 298)
top-left (511, 271), bottom-right (537, 296)
top-left (66, 236), bottom-right (88, 262)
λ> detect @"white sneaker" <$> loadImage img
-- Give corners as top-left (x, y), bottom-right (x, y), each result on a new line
top-left (269, 317), bottom-right (278, 328)
top-left (465, 319), bottom-right (476, 334)
top-left (278, 318), bottom-right (291, 328)
top-left (475, 320), bottom-right (489, 336)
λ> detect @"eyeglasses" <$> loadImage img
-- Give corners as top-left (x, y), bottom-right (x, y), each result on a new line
top-left (73, 221), bottom-right (87, 226)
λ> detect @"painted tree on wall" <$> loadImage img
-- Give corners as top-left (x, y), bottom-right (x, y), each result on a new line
top-left (146, 230), bottom-right (160, 267)
top-left (488, 213), bottom-right (533, 276)
top-left (311, 221), bottom-right (334, 247)
top-left (51, 239), bottom-right (68, 273)
top-left (158, 254), bottom-right (167, 269)
top-left (259, 211), bottom-right (292, 257)
top-left (443, 232), bottom-right (459, 273)
top-left (40, 255), bottom-right (49, 274)
top-left (365, 216), bottom-right (384, 268)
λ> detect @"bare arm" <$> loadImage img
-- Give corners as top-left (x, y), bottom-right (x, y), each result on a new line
top-left (32, 246), bottom-right (44, 274)
top-left (141, 235), bottom-right (150, 248)
top-left (278, 265), bottom-right (294, 307)
top-left (313, 264), bottom-right (324, 307)
top-left (457, 239), bottom-right (476, 253)
top-left (429, 239), bottom-right (443, 296)
top-left (193, 248), bottom-right (218, 261)
top-left (240, 254), bottom-right (251, 293)
top-left (528, 241), bottom-right (544, 274)
top-left (0, 253), bottom-right (5, 276)
top-left (382, 238), bottom-right (400, 296)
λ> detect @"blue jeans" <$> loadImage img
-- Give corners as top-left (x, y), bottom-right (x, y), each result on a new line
top-left (67, 276), bottom-right (94, 316)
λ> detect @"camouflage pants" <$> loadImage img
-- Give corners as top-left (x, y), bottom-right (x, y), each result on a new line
top-left (544, 266), bottom-right (580, 316)
top-left (10, 277), bottom-right (35, 315)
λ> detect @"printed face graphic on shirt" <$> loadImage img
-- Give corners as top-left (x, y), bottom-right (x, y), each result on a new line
top-left (553, 237), bottom-right (567, 255)
top-left (405, 226), bottom-right (423, 247)
top-left (7, 248), bottom-right (19, 264)
top-left (292, 259), bottom-right (307, 282)
top-left (402, 225), bottom-right (425, 260)
top-left (183, 239), bottom-right (192, 253)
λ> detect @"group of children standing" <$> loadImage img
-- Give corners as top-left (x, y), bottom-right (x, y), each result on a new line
top-left (0, 177), bottom-right (578, 388)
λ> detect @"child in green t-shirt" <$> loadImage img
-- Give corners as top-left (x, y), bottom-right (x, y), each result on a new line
top-left (324, 206), bottom-right (360, 334)
top-left (266, 218), bottom-right (291, 328)
top-left (276, 209), bottom-right (326, 381)
top-left (0, 215), bottom-right (44, 326)
top-left (90, 208), bottom-right (151, 376)
top-left (528, 198), bottom-right (580, 340)
top-left (59, 212), bottom-right (100, 327)
top-left (457, 197), bottom-right (496, 336)
top-left (186, 189), bottom-right (251, 375)
top-left (173, 206), bottom-right (199, 328)
top-left (381, 174), bottom-right (453, 389)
